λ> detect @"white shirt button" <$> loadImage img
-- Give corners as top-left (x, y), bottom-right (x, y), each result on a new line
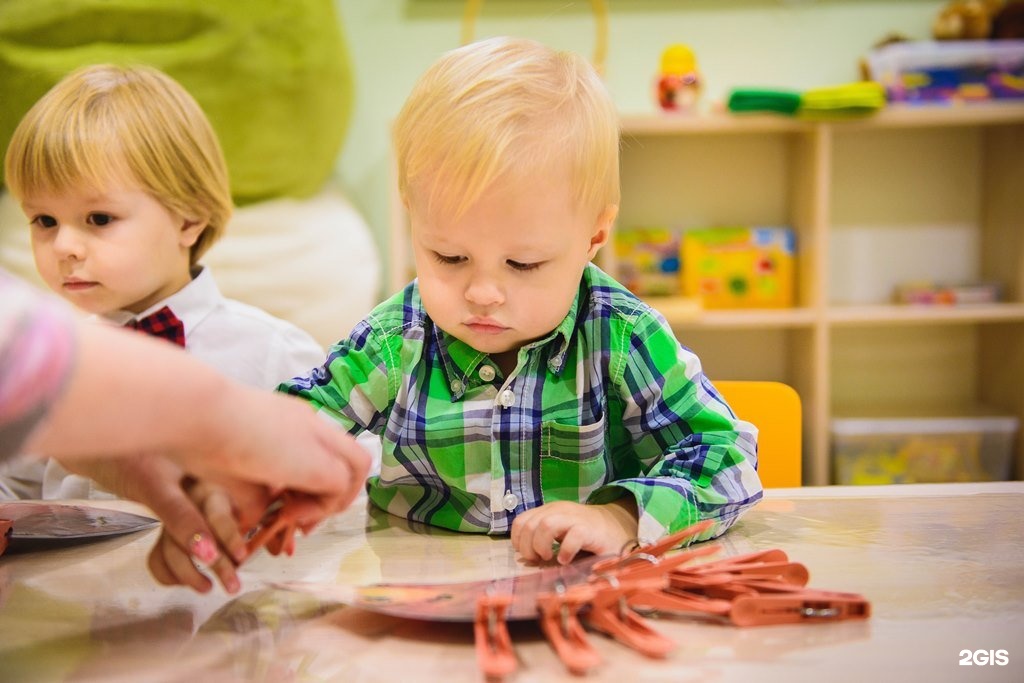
top-left (502, 491), bottom-right (519, 511)
top-left (450, 379), bottom-right (464, 394)
top-left (498, 389), bottom-right (515, 408)
top-left (478, 365), bottom-right (496, 382)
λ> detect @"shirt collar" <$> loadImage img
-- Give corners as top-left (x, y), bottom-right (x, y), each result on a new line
top-left (105, 266), bottom-right (222, 335)
top-left (432, 280), bottom-right (584, 401)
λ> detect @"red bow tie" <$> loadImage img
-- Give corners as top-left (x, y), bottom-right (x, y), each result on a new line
top-left (126, 306), bottom-right (186, 347)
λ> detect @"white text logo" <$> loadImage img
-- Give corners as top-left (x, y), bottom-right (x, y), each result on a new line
top-left (959, 650), bottom-right (1009, 666)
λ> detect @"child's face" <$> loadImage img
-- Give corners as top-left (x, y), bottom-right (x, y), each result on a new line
top-left (410, 167), bottom-right (612, 366)
top-left (22, 181), bottom-right (204, 315)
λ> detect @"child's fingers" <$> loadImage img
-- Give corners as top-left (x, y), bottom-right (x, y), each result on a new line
top-left (510, 510), bottom-right (544, 563)
top-left (555, 526), bottom-right (587, 565)
top-left (528, 520), bottom-right (564, 562)
top-left (514, 516), bottom-right (556, 563)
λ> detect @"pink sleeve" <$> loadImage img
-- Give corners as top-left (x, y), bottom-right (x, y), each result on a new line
top-left (0, 271), bottom-right (77, 462)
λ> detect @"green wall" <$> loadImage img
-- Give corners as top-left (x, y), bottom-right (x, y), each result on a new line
top-left (334, 0), bottom-right (945, 261)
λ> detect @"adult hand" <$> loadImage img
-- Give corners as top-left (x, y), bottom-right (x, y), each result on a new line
top-left (178, 386), bottom-right (371, 517)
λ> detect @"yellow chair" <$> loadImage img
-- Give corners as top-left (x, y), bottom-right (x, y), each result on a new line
top-left (715, 380), bottom-right (802, 488)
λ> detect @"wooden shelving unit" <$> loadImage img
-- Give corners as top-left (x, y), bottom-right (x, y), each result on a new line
top-left (618, 103), bottom-right (1024, 485)
top-left (389, 102), bottom-right (1024, 486)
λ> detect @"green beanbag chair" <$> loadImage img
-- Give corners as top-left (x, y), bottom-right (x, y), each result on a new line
top-left (0, 0), bottom-right (353, 204)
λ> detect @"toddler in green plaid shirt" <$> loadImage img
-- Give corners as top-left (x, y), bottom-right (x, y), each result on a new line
top-left (282, 36), bottom-right (762, 564)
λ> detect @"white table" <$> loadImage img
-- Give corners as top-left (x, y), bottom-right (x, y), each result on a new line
top-left (1, 482), bottom-right (1022, 682)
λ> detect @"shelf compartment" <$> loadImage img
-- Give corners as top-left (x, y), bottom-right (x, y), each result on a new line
top-left (827, 302), bottom-right (1024, 326)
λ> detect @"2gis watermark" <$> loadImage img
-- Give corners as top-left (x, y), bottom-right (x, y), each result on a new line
top-left (959, 649), bottom-right (1009, 666)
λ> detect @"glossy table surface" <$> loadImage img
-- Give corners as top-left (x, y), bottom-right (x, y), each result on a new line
top-left (1, 482), bottom-right (1022, 682)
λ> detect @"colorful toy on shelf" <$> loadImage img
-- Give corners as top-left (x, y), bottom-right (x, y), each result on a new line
top-left (614, 227), bottom-right (680, 296)
top-left (864, 39), bottom-right (1024, 102)
top-left (681, 226), bottom-right (796, 309)
top-left (656, 44), bottom-right (701, 112)
top-left (894, 281), bottom-right (1001, 305)
top-left (798, 82), bottom-right (886, 119)
top-left (726, 83), bottom-right (885, 119)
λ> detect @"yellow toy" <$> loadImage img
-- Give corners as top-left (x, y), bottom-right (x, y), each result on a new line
top-left (681, 227), bottom-right (795, 309)
top-left (656, 44), bottom-right (701, 112)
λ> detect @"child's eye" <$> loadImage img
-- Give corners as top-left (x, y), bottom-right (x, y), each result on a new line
top-left (433, 252), bottom-right (466, 266)
top-left (31, 215), bottom-right (58, 229)
top-left (87, 213), bottom-right (114, 226)
top-left (507, 259), bottom-right (541, 272)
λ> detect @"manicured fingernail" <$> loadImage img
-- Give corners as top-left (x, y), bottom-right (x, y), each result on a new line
top-left (189, 533), bottom-right (219, 565)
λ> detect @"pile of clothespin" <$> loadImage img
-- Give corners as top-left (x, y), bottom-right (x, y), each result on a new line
top-left (474, 519), bottom-right (871, 679)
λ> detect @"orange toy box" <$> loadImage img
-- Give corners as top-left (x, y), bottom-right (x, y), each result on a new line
top-left (681, 226), bottom-right (796, 309)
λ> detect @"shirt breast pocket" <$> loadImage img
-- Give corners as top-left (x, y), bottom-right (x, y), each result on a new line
top-left (539, 416), bottom-right (609, 504)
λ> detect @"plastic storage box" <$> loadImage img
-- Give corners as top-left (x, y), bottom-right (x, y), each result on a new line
top-left (865, 40), bottom-right (1024, 103)
top-left (832, 415), bottom-right (1018, 484)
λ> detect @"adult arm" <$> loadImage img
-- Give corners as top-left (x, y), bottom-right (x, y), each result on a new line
top-left (24, 317), bottom-right (370, 501)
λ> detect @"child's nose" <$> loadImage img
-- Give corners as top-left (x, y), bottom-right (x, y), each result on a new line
top-left (465, 272), bottom-right (504, 307)
top-left (51, 226), bottom-right (87, 259)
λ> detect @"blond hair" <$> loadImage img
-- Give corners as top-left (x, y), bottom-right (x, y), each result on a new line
top-left (394, 36), bottom-right (619, 223)
top-left (4, 64), bottom-right (232, 265)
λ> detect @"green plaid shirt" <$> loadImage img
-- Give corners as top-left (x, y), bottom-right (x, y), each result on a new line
top-left (281, 264), bottom-right (761, 544)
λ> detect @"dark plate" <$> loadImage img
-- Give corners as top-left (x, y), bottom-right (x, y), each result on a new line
top-left (0, 502), bottom-right (159, 553)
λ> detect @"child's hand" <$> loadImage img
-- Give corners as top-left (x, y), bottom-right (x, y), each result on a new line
top-left (148, 479), bottom-right (250, 594)
top-left (510, 497), bottom-right (639, 565)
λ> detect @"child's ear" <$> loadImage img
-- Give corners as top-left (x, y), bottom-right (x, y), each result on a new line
top-left (587, 204), bottom-right (618, 258)
top-left (179, 218), bottom-right (209, 249)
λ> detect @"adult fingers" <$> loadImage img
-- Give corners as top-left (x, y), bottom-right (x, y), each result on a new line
top-left (165, 534), bottom-right (236, 593)
top-left (200, 488), bottom-right (249, 566)
top-left (148, 533), bottom-right (213, 593)
top-left (150, 481), bottom-right (242, 593)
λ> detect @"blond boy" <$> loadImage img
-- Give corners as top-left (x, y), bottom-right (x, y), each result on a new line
top-left (282, 37), bottom-right (762, 563)
top-left (1, 64), bottom-right (327, 503)
top-left (0, 64), bottom-right (337, 590)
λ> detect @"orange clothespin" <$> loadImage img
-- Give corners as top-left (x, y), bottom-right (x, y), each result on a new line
top-left (711, 560), bottom-right (810, 586)
top-left (687, 548), bottom-right (790, 570)
top-left (245, 491), bottom-right (326, 557)
top-left (536, 581), bottom-right (602, 675)
top-left (592, 519), bottom-right (715, 574)
top-left (609, 543), bottom-right (720, 583)
top-left (729, 590), bottom-right (872, 626)
top-left (628, 586), bottom-right (734, 619)
top-left (474, 593), bottom-right (517, 680)
top-left (584, 575), bottom-right (676, 659)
